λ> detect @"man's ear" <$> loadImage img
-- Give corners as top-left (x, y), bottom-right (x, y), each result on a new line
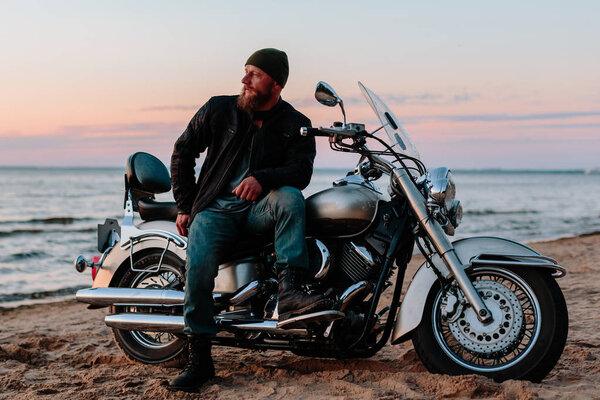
top-left (272, 83), bottom-right (283, 97)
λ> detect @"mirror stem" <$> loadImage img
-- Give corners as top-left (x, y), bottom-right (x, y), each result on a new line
top-left (340, 101), bottom-right (347, 126)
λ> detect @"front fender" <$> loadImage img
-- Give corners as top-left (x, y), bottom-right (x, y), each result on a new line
top-left (390, 236), bottom-right (562, 345)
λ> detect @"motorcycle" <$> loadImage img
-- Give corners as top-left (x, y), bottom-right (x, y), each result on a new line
top-left (74, 81), bottom-right (568, 382)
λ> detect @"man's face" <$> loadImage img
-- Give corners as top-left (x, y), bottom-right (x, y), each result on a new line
top-left (238, 65), bottom-right (278, 112)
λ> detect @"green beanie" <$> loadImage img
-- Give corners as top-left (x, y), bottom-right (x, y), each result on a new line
top-left (245, 48), bottom-right (289, 88)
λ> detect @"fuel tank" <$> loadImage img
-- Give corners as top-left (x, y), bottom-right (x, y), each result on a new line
top-left (306, 182), bottom-right (384, 238)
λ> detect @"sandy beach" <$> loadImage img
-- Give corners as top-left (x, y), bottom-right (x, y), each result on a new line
top-left (1, 233), bottom-right (598, 400)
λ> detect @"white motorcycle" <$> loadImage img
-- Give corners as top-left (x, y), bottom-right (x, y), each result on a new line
top-left (75, 81), bottom-right (567, 382)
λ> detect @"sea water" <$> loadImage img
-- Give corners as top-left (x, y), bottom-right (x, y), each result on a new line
top-left (0, 167), bottom-right (598, 307)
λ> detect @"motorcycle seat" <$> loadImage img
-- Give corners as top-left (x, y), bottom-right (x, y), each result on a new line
top-left (137, 199), bottom-right (178, 222)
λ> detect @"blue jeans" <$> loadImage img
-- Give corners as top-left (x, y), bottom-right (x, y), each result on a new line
top-left (183, 186), bottom-right (308, 336)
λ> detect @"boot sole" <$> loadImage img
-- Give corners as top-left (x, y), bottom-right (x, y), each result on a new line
top-left (165, 375), bottom-right (215, 392)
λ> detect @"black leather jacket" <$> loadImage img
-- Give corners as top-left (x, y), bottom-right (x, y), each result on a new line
top-left (171, 95), bottom-right (315, 221)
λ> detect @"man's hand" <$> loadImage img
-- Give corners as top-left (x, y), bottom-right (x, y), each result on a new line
top-left (176, 213), bottom-right (191, 237)
top-left (232, 176), bottom-right (263, 201)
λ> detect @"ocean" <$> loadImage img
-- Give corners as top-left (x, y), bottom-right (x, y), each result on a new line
top-left (1, 166), bottom-right (598, 308)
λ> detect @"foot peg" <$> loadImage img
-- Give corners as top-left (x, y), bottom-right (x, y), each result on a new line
top-left (277, 310), bottom-right (344, 330)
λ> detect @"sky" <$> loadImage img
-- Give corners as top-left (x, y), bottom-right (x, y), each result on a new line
top-left (1, 1), bottom-right (599, 170)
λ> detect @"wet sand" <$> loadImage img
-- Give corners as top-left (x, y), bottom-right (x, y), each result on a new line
top-left (1, 234), bottom-right (598, 399)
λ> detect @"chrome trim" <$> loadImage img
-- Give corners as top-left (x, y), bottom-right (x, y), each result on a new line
top-left (230, 280), bottom-right (260, 305)
top-left (426, 167), bottom-right (456, 211)
top-left (120, 230), bottom-right (187, 251)
top-left (314, 240), bottom-right (331, 279)
top-left (315, 81), bottom-right (346, 125)
top-left (74, 245), bottom-right (113, 273)
top-left (339, 281), bottom-right (373, 311)
top-left (120, 230), bottom-right (187, 274)
top-left (105, 313), bottom-right (183, 333)
top-left (76, 287), bottom-right (184, 307)
top-left (472, 252), bottom-right (558, 264)
top-left (349, 243), bottom-right (376, 267)
top-left (470, 253), bottom-right (566, 278)
top-left (229, 320), bottom-right (308, 336)
top-left (276, 310), bottom-right (345, 330)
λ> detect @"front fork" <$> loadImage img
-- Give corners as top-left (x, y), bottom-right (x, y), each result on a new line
top-left (393, 169), bottom-right (492, 323)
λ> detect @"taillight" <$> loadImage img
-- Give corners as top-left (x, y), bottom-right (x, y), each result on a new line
top-left (92, 256), bottom-right (100, 280)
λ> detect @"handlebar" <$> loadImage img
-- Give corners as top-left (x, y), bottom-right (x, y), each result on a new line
top-left (300, 127), bottom-right (330, 137)
top-left (301, 124), bottom-right (395, 175)
top-left (300, 123), bottom-right (366, 138)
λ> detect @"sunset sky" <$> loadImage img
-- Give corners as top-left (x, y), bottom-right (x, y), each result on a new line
top-left (1, 1), bottom-right (598, 170)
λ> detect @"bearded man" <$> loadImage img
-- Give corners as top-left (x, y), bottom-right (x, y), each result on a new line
top-left (169, 48), bottom-right (331, 392)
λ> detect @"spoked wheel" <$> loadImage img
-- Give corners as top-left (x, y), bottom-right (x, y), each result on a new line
top-left (110, 252), bottom-right (187, 365)
top-left (412, 266), bottom-right (567, 382)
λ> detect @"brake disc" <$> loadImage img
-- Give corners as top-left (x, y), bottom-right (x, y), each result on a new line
top-left (447, 280), bottom-right (524, 356)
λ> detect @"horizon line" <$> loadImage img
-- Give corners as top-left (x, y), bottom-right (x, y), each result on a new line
top-left (0, 165), bottom-right (594, 173)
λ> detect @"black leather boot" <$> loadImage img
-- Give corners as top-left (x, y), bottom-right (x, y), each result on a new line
top-left (167, 335), bottom-right (215, 392)
top-left (278, 268), bottom-right (332, 321)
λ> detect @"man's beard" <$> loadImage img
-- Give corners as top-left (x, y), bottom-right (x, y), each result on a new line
top-left (237, 85), bottom-right (273, 113)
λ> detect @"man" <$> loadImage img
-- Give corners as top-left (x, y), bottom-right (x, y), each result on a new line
top-left (168, 48), bottom-right (331, 392)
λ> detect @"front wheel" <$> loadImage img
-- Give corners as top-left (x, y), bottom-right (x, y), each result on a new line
top-left (412, 266), bottom-right (568, 382)
top-left (110, 251), bottom-right (187, 365)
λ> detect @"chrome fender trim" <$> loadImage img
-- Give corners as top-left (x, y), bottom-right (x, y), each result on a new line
top-left (391, 236), bottom-right (564, 345)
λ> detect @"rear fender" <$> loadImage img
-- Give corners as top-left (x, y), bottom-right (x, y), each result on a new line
top-left (92, 220), bottom-right (258, 294)
top-left (390, 236), bottom-right (565, 345)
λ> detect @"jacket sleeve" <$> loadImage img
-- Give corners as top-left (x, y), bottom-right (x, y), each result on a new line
top-left (251, 116), bottom-right (316, 191)
top-left (170, 100), bottom-right (212, 214)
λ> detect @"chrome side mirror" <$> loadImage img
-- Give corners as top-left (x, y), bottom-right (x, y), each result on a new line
top-left (315, 81), bottom-right (342, 106)
top-left (315, 81), bottom-right (346, 125)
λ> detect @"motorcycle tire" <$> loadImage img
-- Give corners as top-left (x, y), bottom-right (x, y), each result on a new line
top-left (110, 251), bottom-right (187, 365)
top-left (412, 266), bottom-right (567, 382)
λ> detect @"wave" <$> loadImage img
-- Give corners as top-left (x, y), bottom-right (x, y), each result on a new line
top-left (0, 285), bottom-right (88, 306)
top-left (0, 227), bottom-right (96, 238)
top-left (0, 216), bottom-right (96, 225)
top-left (465, 209), bottom-right (541, 216)
top-left (0, 250), bottom-right (50, 262)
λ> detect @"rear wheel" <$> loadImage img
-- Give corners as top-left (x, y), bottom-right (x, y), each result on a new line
top-left (110, 252), bottom-right (187, 365)
top-left (412, 266), bottom-right (567, 382)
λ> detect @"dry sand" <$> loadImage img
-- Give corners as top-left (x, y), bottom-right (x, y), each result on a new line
top-left (1, 234), bottom-right (599, 399)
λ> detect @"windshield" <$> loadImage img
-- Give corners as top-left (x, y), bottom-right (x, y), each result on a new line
top-left (358, 82), bottom-right (420, 161)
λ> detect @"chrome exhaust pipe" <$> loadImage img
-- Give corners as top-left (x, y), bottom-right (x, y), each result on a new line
top-left (104, 313), bottom-right (309, 337)
top-left (105, 313), bottom-right (184, 333)
top-left (229, 321), bottom-right (308, 336)
top-left (76, 287), bottom-right (184, 307)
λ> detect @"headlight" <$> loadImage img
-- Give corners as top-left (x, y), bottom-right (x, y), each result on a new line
top-left (426, 167), bottom-right (456, 211)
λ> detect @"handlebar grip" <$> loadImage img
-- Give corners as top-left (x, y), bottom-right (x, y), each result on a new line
top-left (300, 127), bottom-right (329, 137)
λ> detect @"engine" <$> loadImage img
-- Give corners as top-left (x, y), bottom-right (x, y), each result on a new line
top-left (308, 239), bottom-right (380, 287)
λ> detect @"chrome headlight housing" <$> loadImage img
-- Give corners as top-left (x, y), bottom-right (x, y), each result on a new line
top-left (449, 199), bottom-right (463, 228)
top-left (425, 167), bottom-right (456, 211)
